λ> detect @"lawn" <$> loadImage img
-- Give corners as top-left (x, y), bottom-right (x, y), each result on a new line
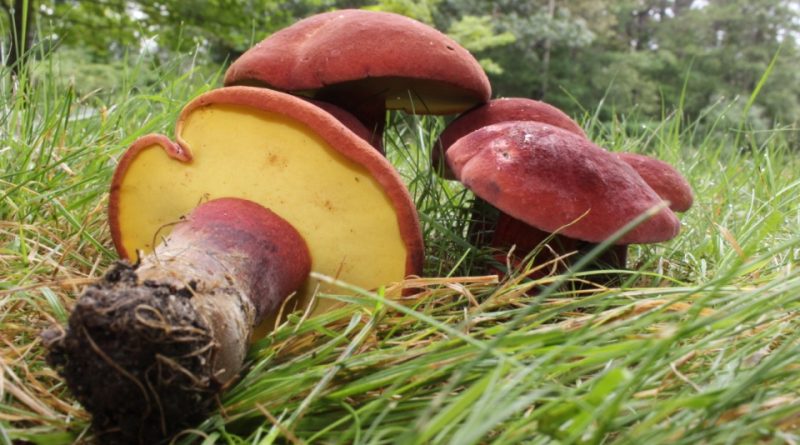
top-left (1, 52), bottom-right (799, 444)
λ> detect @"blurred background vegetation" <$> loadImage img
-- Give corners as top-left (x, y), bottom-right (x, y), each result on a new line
top-left (3, 0), bottom-right (799, 141)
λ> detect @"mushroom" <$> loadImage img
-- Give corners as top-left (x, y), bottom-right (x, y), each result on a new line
top-left (445, 120), bottom-right (681, 279)
top-left (45, 86), bottom-right (424, 443)
top-left (111, 86), bottom-right (423, 306)
top-left (433, 98), bottom-right (693, 278)
top-left (430, 99), bottom-right (694, 215)
top-left (616, 152), bottom-right (694, 213)
top-left (224, 9), bottom-right (491, 150)
top-left (433, 97), bottom-right (586, 179)
top-left (432, 97), bottom-right (589, 247)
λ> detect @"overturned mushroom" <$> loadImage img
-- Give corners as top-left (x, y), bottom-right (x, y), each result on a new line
top-left (446, 121), bottom-right (681, 279)
top-left (45, 87), bottom-right (423, 443)
top-left (225, 9), bottom-right (491, 150)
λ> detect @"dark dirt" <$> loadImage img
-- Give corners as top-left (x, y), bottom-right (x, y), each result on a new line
top-left (44, 262), bottom-right (221, 445)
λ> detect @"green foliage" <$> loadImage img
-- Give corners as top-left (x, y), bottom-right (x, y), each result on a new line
top-left (37, 0), bottom-right (141, 60)
top-left (4, 0), bottom-right (800, 128)
top-left (366, 0), bottom-right (441, 23)
top-left (446, 15), bottom-right (515, 75)
top-left (8, 0), bottom-right (333, 64)
top-left (434, 0), bottom-right (800, 131)
top-left (29, 48), bottom-right (146, 97)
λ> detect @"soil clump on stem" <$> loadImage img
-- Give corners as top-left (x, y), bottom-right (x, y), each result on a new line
top-left (44, 262), bottom-right (220, 444)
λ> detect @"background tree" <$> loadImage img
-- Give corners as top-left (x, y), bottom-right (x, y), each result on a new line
top-left (2, 0), bottom-right (36, 76)
top-left (2, 0), bottom-right (798, 134)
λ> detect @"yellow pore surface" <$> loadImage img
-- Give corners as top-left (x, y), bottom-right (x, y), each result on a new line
top-left (117, 104), bottom-right (409, 318)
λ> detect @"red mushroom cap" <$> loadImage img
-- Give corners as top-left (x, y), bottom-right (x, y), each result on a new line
top-left (434, 98), bottom-right (586, 179)
top-left (446, 121), bottom-right (681, 245)
top-left (616, 152), bottom-right (694, 213)
top-left (224, 9), bottom-right (491, 115)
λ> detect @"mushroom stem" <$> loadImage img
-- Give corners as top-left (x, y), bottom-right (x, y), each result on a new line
top-left (44, 198), bottom-right (310, 444)
top-left (491, 212), bottom-right (627, 283)
top-left (316, 89), bottom-right (386, 151)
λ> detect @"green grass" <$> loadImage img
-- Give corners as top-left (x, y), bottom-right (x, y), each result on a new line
top-left (1, 51), bottom-right (799, 445)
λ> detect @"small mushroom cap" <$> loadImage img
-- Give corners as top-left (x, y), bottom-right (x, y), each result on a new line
top-left (616, 152), bottom-right (694, 212)
top-left (433, 98), bottom-right (585, 179)
top-left (446, 121), bottom-right (681, 245)
top-left (224, 9), bottom-right (490, 115)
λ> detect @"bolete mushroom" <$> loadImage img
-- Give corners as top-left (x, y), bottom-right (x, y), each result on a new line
top-left (111, 86), bottom-right (423, 307)
top-left (225, 9), bottom-right (491, 150)
top-left (433, 97), bottom-right (586, 179)
top-left (616, 152), bottom-right (694, 213)
top-left (433, 99), bottom-right (693, 215)
top-left (45, 86), bottom-right (424, 443)
top-left (432, 97), bottom-right (589, 247)
top-left (446, 120), bottom-right (681, 279)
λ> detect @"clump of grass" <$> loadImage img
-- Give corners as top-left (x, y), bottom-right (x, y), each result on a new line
top-left (1, 51), bottom-right (799, 444)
